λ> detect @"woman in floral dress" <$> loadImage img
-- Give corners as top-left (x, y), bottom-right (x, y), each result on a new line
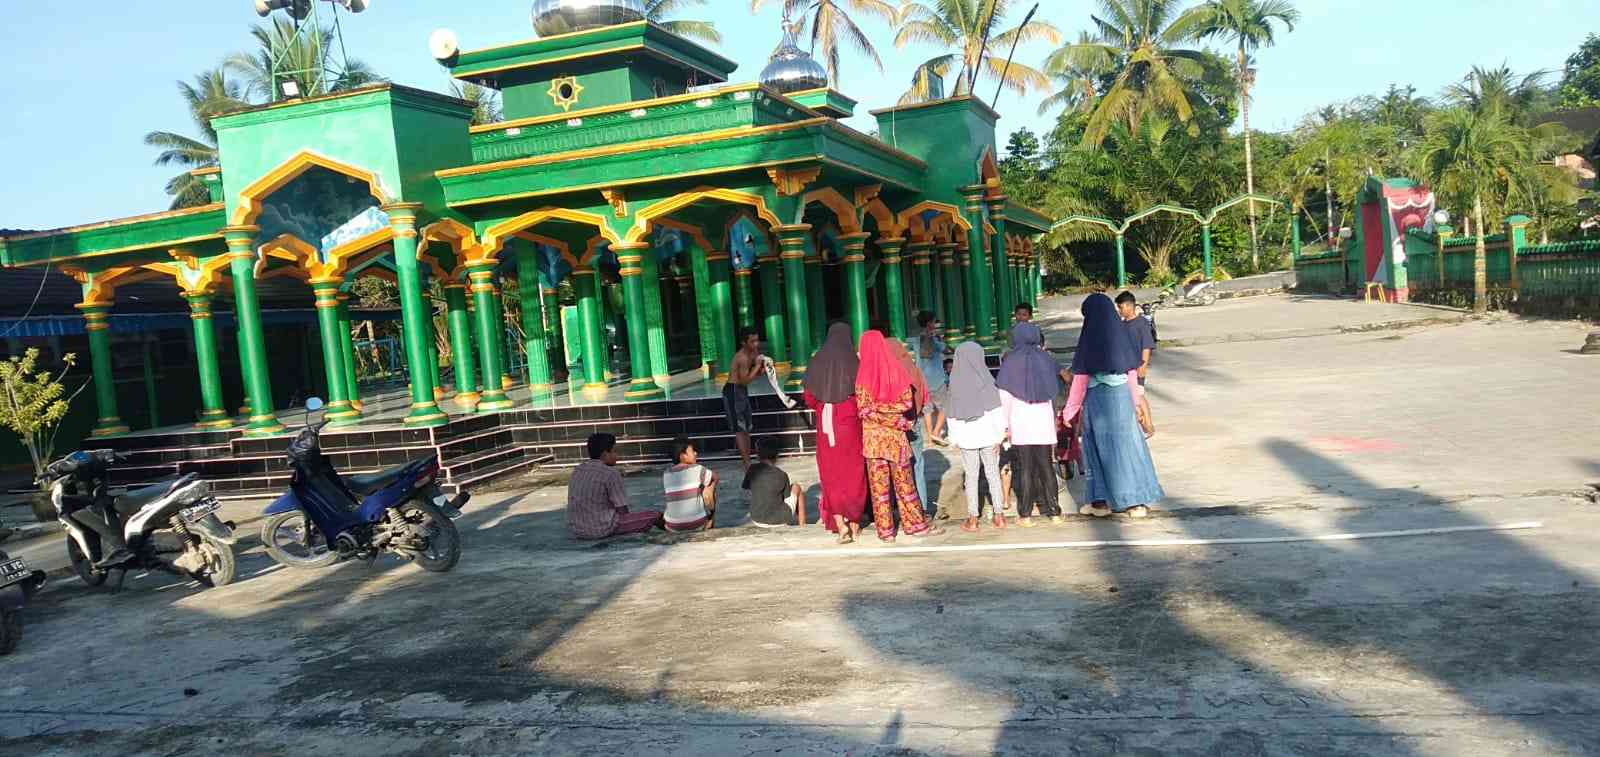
top-left (855, 330), bottom-right (945, 542)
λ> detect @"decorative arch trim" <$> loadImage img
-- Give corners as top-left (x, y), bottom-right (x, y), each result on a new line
top-left (230, 150), bottom-right (391, 226)
top-left (481, 207), bottom-right (621, 261)
top-left (626, 187), bottom-right (782, 243)
top-left (797, 187), bottom-right (861, 233)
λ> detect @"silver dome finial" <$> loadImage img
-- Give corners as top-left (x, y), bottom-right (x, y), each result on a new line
top-left (759, 13), bottom-right (828, 94)
top-left (530, 0), bottom-right (647, 37)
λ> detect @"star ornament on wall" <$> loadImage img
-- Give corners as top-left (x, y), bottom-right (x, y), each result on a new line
top-left (548, 76), bottom-right (583, 112)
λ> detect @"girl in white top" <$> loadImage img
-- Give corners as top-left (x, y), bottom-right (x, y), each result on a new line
top-left (945, 342), bottom-right (1009, 532)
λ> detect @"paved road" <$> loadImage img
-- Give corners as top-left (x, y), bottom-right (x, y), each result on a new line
top-left (4, 301), bottom-right (1598, 756)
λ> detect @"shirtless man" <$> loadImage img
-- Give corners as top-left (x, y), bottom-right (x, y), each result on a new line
top-left (724, 328), bottom-right (764, 469)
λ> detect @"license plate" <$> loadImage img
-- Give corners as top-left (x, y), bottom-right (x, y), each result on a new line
top-left (180, 499), bottom-right (220, 522)
top-left (0, 558), bottom-right (29, 588)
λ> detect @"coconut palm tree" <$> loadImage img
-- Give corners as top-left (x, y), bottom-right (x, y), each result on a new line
top-left (1415, 105), bottom-right (1531, 314)
top-left (1444, 64), bottom-right (1554, 124)
top-left (1195, 0), bottom-right (1298, 269)
top-left (894, 0), bottom-right (1062, 104)
top-left (144, 68), bottom-right (250, 209)
top-left (1048, 0), bottom-right (1212, 147)
top-left (646, 0), bottom-right (722, 45)
top-left (750, 0), bottom-right (898, 82)
top-left (449, 80), bottom-right (503, 127)
top-left (1037, 31), bottom-right (1116, 115)
top-left (226, 16), bottom-right (382, 102)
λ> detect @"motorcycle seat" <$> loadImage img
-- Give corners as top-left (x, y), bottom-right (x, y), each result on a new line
top-left (115, 473), bottom-right (196, 515)
top-left (345, 461), bottom-right (421, 496)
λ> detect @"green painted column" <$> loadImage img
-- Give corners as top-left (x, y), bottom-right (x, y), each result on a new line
top-left (185, 293), bottom-right (232, 429)
top-left (1201, 224), bottom-right (1214, 281)
top-left (78, 304), bottom-right (127, 437)
top-left (573, 266), bottom-right (607, 394)
top-left (443, 284), bottom-right (479, 409)
top-left (878, 237), bottom-right (908, 339)
top-left (755, 246), bottom-right (789, 368)
top-left (840, 232), bottom-right (871, 341)
top-left (466, 261), bottom-right (513, 412)
top-left (515, 247), bottom-right (553, 396)
top-left (1291, 218), bottom-right (1302, 264)
top-left (139, 339), bottom-right (160, 430)
top-left (988, 197), bottom-right (1013, 337)
top-left (805, 242), bottom-right (827, 344)
top-left (638, 246), bottom-right (670, 384)
top-left (732, 267), bottom-right (755, 330)
top-left (222, 225), bottom-right (285, 436)
top-left (939, 243), bottom-right (964, 342)
top-left (959, 243), bottom-right (979, 340)
top-left (961, 188), bottom-right (996, 347)
top-left (1115, 234), bottom-right (1128, 288)
top-left (909, 240), bottom-right (936, 318)
top-left (386, 206), bottom-right (448, 427)
top-left (707, 251), bottom-right (735, 381)
top-left (541, 277), bottom-right (566, 377)
top-left (336, 294), bottom-right (361, 411)
top-left (310, 281), bottom-right (361, 425)
top-left (775, 225), bottom-right (812, 390)
top-left (614, 242), bottom-right (666, 401)
top-left (686, 241), bottom-right (715, 374)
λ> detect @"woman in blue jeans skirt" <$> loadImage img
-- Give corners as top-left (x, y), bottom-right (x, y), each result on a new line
top-left (1061, 293), bottom-right (1163, 518)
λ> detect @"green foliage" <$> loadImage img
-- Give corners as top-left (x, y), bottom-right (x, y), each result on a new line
top-left (751, 0), bottom-right (897, 82)
top-left (1558, 33), bottom-right (1600, 108)
top-left (143, 68), bottom-right (249, 209)
top-left (895, 0), bottom-right (1062, 104)
top-left (0, 349), bottom-right (84, 479)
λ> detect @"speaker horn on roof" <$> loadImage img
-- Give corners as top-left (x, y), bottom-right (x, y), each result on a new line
top-left (429, 28), bottom-right (460, 66)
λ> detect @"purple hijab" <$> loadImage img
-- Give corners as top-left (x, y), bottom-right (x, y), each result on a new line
top-left (995, 322), bottom-right (1060, 403)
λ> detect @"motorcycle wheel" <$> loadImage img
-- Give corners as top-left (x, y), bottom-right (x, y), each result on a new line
top-left (189, 536), bottom-right (236, 588)
top-left (67, 539), bottom-right (108, 588)
top-left (260, 511), bottom-right (338, 569)
top-left (0, 607), bottom-right (20, 656)
top-left (400, 501), bottom-right (459, 573)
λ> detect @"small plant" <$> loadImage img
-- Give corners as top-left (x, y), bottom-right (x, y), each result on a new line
top-left (0, 348), bottom-right (85, 484)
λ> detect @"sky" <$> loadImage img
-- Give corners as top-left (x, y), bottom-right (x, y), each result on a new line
top-left (1, 0), bottom-right (1595, 230)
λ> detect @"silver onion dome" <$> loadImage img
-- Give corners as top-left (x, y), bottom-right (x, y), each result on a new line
top-left (530, 0), bottom-right (647, 37)
top-left (759, 18), bottom-right (828, 94)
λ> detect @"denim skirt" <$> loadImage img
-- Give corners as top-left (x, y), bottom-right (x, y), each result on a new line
top-left (1082, 383), bottom-right (1164, 510)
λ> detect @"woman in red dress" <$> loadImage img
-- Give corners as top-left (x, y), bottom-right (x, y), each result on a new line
top-left (801, 322), bottom-right (868, 543)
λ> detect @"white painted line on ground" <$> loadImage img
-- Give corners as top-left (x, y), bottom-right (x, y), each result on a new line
top-left (723, 521), bottom-right (1545, 559)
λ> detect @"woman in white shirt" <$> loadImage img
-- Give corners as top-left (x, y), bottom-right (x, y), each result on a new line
top-left (945, 342), bottom-right (1008, 532)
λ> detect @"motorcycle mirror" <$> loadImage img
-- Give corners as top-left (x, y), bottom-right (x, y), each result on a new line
top-left (305, 397), bottom-right (325, 412)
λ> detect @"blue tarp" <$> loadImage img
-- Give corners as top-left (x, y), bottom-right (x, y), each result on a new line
top-left (0, 308), bottom-right (401, 338)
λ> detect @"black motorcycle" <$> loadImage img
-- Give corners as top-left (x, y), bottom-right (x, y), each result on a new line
top-left (0, 527), bottom-right (47, 655)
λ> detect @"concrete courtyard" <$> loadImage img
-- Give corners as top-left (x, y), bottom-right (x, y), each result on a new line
top-left (3, 293), bottom-right (1598, 755)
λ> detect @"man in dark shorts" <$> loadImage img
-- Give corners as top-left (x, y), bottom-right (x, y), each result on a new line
top-left (1115, 291), bottom-right (1155, 386)
top-left (724, 327), bottom-right (764, 469)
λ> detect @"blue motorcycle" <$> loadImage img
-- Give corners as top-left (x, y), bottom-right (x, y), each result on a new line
top-left (259, 398), bottom-right (466, 572)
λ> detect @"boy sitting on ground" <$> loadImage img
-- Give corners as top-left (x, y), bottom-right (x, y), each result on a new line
top-left (661, 436), bottom-right (718, 532)
top-left (743, 437), bottom-right (807, 528)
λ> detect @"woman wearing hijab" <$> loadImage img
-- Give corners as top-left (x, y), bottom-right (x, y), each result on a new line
top-left (1062, 293), bottom-right (1164, 518)
top-left (855, 330), bottom-right (944, 542)
top-left (884, 335), bottom-right (934, 518)
top-left (996, 321), bottom-right (1064, 527)
top-left (802, 322), bottom-right (868, 543)
top-left (946, 341), bottom-right (1008, 532)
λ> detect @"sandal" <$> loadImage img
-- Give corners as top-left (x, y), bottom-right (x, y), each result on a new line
top-left (1079, 504), bottom-right (1111, 518)
top-left (909, 526), bottom-right (945, 537)
top-left (1126, 505), bottom-right (1151, 519)
top-left (992, 514), bottom-right (1008, 529)
top-left (1016, 517), bottom-right (1037, 529)
top-left (960, 518), bottom-right (979, 533)
top-left (837, 529), bottom-right (854, 545)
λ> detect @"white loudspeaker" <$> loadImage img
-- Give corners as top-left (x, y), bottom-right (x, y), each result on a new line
top-left (429, 28), bottom-right (460, 66)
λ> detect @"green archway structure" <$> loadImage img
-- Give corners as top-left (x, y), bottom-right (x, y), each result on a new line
top-left (1050, 194), bottom-right (1295, 287)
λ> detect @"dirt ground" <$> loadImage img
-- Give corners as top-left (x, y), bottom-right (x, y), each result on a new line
top-left (3, 297), bottom-right (1598, 756)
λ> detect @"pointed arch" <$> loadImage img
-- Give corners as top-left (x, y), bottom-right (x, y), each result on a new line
top-left (481, 207), bottom-right (621, 262)
top-left (627, 187), bottom-right (782, 243)
top-left (797, 187), bottom-right (861, 233)
top-left (899, 200), bottom-right (973, 242)
top-left (513, 231), bottom-right (582, 270)
top-left (231, 150), bottom-right (392, 226)
top-left (650, 217), bottom-right (717, 256)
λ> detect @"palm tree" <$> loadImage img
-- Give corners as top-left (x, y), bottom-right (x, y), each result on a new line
top-left (750, 0), bottom-right (898, 82)
top-left (449, 80), bottom-right (503, 127)
top-left (1445, 64), bottom-right (1553, 124)
top-left (646, 0), bottom-right (722, 45)
top-left (1047, 0), bottom-right (1212, 146)
top-left (226, 16), bottom-right (382, 102)
top-left (1037, 31), bottom-right (1116, 115)
top-left (895, 0), bottom-right (1061, 104)
top-left (144, 68), bottom-right (250, 209)
top-left (1415, 106), bottom-right (1531, 314)
top-left (1195, 0), bottom-right (1298, 269)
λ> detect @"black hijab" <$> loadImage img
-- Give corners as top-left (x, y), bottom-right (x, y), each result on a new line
top-left (804, 322), bottom-right (859, 403)
top-left (1068, 293), bottom-right (1141, 376)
